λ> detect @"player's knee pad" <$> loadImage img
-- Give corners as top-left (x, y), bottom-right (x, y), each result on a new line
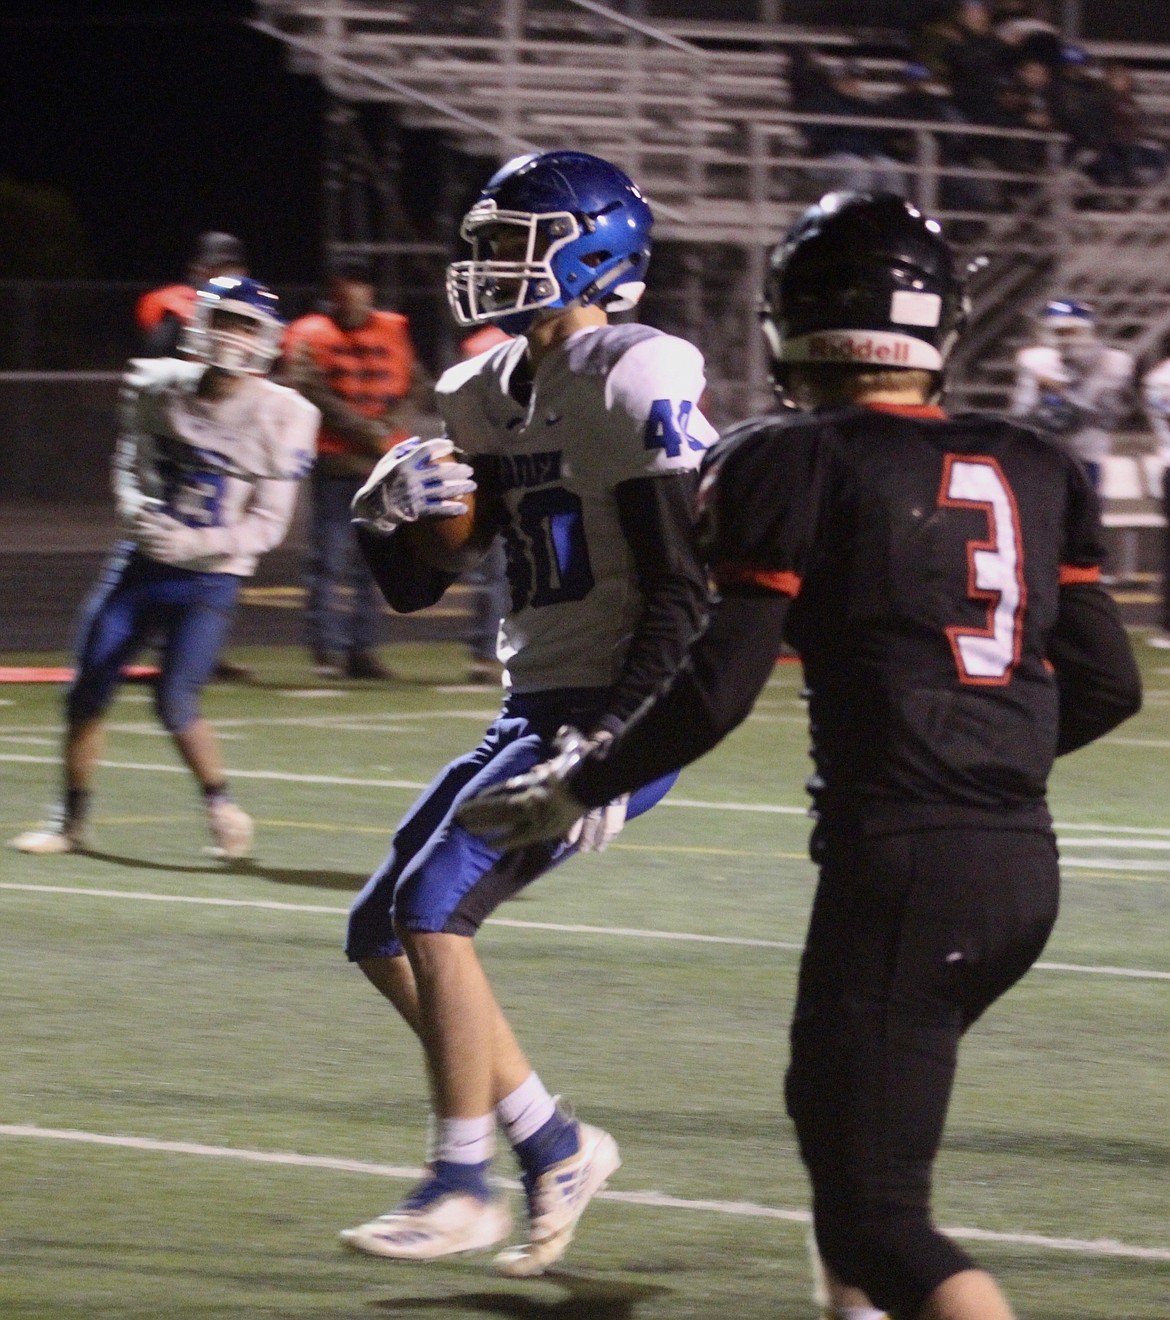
top-left (154, 680), bottom-right (200, 734)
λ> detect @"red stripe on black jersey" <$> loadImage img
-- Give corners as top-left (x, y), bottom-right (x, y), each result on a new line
top-left (863, 402), bottom-right (948, 419)
top-left (1059, 563), bottom-right (1102, 585)
top-left (714, 563), bottom-right (802, 596)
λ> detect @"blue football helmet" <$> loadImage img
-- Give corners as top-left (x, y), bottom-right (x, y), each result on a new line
top-left (446, 150), bottom-right (654, 332)
top-left (1039, 298), bottom-right (1095, 344)
top-left (182, 275), bottom-right (284, 375)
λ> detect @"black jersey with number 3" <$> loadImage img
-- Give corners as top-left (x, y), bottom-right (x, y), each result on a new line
top-left (700, 403), bottom-right (1105, 833)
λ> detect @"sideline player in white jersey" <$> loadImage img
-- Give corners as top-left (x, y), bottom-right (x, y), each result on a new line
top-left (1140, 354), bottom-right (1170, 647)
top-left (1010, 299), bottom-right (1134, 491)
top-left (8, 277), bottom-right (319, 859)
top-left (338, 150), bottom-right (717, 1274)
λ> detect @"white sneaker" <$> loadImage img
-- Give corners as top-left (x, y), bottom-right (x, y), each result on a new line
top-left (340, 1186), bottom-right (511, 1260)
top-left (1147, 632), bottom-right (1170, 649)
top-left (205, 800), bottom-right (253, 859)
top-left (494, 1112), bottom-right (621, 1278)
top-left (8, 813), bottom-right (88, 854)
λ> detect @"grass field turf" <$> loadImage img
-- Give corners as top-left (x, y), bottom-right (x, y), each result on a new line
top-left (1, 640), bottom-right (1168, 1319)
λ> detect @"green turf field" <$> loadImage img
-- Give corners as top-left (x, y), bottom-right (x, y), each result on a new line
top-left (2, 640), bottom-right (1168, 1319)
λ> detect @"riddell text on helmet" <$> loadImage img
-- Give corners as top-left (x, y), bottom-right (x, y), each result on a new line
top-left (807, 333), bottom-right (912, 363)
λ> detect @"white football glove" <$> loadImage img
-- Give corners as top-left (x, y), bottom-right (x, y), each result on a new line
top-left (456, 726), bottom-right (628, 854)
top-left (133, 509), bottom-right (211, 564)
top-left (351, 436), bottom-right (476, 532)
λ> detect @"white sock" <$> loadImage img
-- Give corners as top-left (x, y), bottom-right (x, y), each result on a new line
top-left (434, 1113), bottom-right (494, 1165)
top-left (496, 1072), bottom-right (556, 1146)
top-left (829, 1307), bottom-right (887, 1320)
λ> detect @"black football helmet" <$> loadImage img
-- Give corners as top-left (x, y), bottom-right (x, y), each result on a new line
top-left (761, 191), bottom-right (967, 388)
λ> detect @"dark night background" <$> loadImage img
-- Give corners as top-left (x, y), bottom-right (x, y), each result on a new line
top-left (1, 0), bottom-right (1166, 283)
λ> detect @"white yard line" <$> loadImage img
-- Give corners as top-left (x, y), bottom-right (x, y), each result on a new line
top-left (4, 751), bottom-right (1169, 840)
top-left (2, 883), bottom-right (1169, 980)
top-left (1, 1124), bottom-right (1166, 1261)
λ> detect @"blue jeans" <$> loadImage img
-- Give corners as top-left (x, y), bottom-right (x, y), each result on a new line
top-left (305, 473), bottom-right (382, 655)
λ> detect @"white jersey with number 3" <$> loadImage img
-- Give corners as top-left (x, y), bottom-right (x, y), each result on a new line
top-left (116, 357), bottom-right (319, 577)
top-left (436, 324), bottom-right (717, 692)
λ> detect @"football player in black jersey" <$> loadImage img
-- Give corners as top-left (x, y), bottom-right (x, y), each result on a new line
top-left (459, 192), bottom-right (1142, 1320)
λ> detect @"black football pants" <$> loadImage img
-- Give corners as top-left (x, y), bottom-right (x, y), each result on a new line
top-left (785, 825), bottom-right (1060, 1320)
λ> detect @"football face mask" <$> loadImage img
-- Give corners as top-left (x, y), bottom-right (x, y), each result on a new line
top-left (1038, 300), bottom-right (1098, 366)
top-left (445, 151), bottom-right (653, 332)
top-left (447, 204), bottom-right (585, 327)
top-left (182, 277), bottom-right (284, 376)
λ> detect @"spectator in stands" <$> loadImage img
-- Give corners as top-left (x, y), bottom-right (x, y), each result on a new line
top-left (991, 54), bottom-right (1059, 175)
top-left (282, 257), bottom-right (434, 680)
top-left (135, 232), bottom-right (248, 359)
top-left (881, 61), bottom-right (998, 211)
top-left (914, 1), bottom-right (1011, 127)
top-left (790, 50), bottom-right (905, 197)
top-left (1086, 61), bottom-right (1168, 190)
top-left (1139, 355), bottom-right (1170, 649)
top-left (992, 0), bottom-right (1063, 70)
top-left (1051, 45), bottom-right (1113, 166)
top-left (1011, 299), bottom-right (1135, 494)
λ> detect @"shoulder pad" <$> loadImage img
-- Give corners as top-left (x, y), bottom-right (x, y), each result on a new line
top-left (436, 335), bottom-right (523, 400)
top-left (121, 357), bottom-right (204, 395)
top-left (563, 323), bottom-right (663, 376)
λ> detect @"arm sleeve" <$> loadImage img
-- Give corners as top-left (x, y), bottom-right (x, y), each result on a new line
top-left (597, 471), bottom-right (711, 731)
top-left (573, 420), bottom-right (808, 803)
top-left (111, 433), bottom-right (157, 527)
top-left (572, 589), bottom-right (792, 806)
top-left (1047, 452), bottom-right (1142, 753)
top-left (1065, 351), bottom-right (1134, 430)
top-left (1048, 583), bottom-right (1142, 754)
top-left (112, 366), bottom-right (163, 526)
top-left (354, 521), bottom-right (460, 613)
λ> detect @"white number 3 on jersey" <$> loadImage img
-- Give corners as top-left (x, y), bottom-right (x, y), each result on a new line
top-left (939, 455), bottom-right (1025, 685)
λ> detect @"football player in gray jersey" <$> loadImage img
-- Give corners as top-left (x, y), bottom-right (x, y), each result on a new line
top-left (339, 151), bottom-right (717, 1273)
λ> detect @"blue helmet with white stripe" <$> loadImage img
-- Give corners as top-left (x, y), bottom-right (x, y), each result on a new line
top-left (1039, 298), bottom-right (1096, 344)
top-left (446, 150), bottom-right (654, 333)
top-left (182, 276), bottom-right (284, 375)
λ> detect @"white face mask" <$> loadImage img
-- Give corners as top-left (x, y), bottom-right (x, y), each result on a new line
top-left (181, 306), bottom-right (283, 376)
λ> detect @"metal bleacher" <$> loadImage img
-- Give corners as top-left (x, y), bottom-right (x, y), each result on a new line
top-left (252, 1), bottom-right (1170, 572)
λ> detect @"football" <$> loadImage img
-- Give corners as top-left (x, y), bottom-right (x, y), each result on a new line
top-left (400, 454), bottom-right (487, 573)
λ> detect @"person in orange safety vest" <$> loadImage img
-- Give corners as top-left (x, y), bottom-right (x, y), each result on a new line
top-left (282, 255), bottom-right (434, 680)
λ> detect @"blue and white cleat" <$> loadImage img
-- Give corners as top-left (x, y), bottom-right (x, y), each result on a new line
top-left (495, 1115), bottom-right (621, 1278)
top-left (340, 1179), bottom-right (510, 1261)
